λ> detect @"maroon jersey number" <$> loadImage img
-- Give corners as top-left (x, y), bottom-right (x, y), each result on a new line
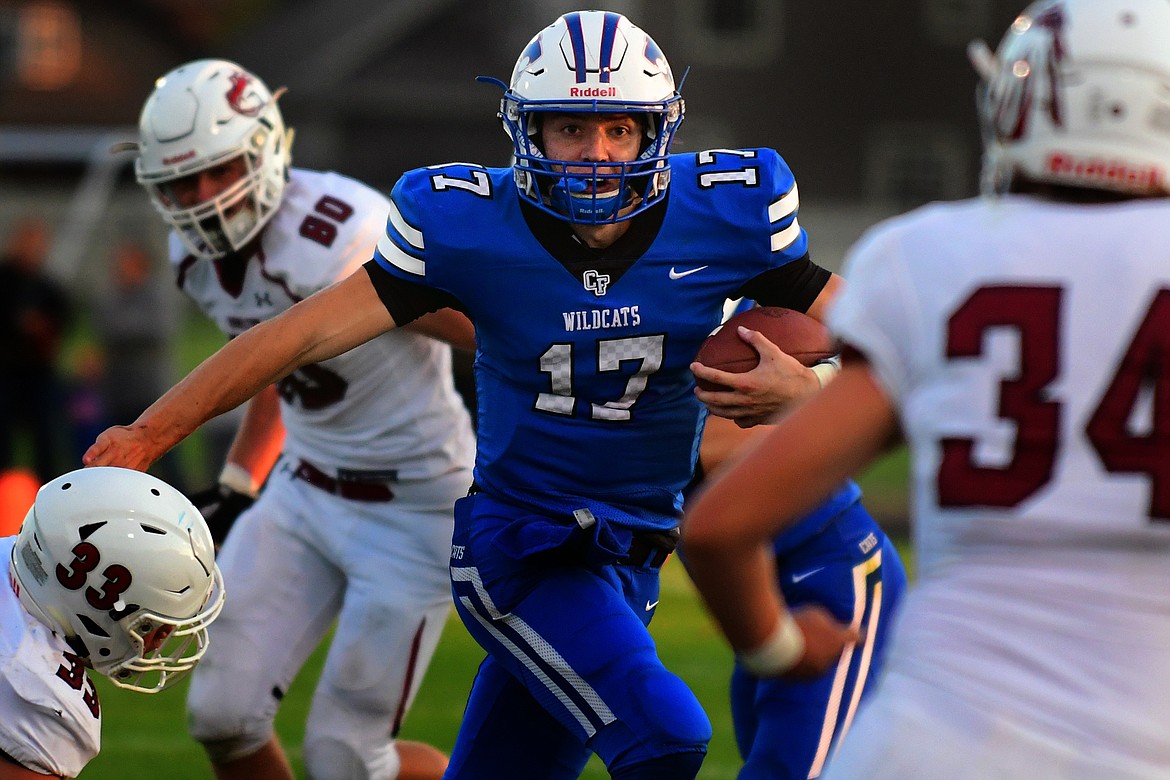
top-left (937, 286), bottom-right (1061, 508)
top-left (1086, 289), bottom-right (1170, 520)
top-left (298, 195), bottom-right (355, 248)
top-left (937, 284), bottom-right (1170, 521)
top-left (56, 651), bottom-right (101, 719)
top-left (276, 362), bottom-right (348, 410)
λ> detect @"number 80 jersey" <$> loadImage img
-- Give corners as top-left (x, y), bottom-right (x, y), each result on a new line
top-left (374, 149), bottom-right (810, 530)
top-left (170, 168), bottom-right (475, 478)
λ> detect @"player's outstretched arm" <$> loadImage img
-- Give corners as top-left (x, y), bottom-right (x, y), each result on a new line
top-left (84, 270), bottom-right (396, 471)
top-left (405, 308), bottom-right (476, 352)
top-left (683, 363), bottom-right (896, 675)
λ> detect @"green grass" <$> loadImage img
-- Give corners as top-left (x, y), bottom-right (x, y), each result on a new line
top-left (78, 558), bottom-right (735, 779)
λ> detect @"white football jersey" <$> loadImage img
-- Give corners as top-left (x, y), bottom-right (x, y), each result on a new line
top-left (0, 538), bottom-right (101, 778)
top-left (830, 194), bottom-right (1170, 776)
top-left (170, 168), bottom-right (475, 478)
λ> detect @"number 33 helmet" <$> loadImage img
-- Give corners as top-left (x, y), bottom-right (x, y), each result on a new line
top-left (491, 10), bottom-right (685, 224)
top-left (130, 59), bottom-right (294, 259)
top-left (970, 0), bottom-right (1170, 196)
top-left (9, 467), bottom-right (225, 693)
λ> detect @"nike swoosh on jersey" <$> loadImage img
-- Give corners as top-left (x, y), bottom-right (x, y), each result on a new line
top-left (791, 567), bottom-right (825, 584)
top-left (645, 599), bottom-right (660, 611)
top-left (668, 265), bottom-right (709, 280)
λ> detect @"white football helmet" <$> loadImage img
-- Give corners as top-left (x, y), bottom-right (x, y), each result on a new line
top-left (970, 0), bottom-right (1170, 196)
top-left (133, 58), bottom-right (293, 259)
top-left (490, 10), bottom-right (685, 224)
top-left (9, 467), bottom-right (224, 693)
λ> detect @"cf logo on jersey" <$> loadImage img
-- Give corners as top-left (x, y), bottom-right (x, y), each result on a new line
top-left (583, 269), bottom-right (610, 297)
top-left (254, 291), bottom-right (273, 307)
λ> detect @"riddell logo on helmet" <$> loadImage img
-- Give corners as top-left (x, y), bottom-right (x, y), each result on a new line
top-left (1046, 153), bottom-right (1162, 190)
top-left (163, 150), bottom-right (196, 165)
top-left (570, 86), bottom-right (617, 97)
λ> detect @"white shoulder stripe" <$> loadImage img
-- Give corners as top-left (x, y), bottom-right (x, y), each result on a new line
top-left (387, 201), bottom-right (424, 251)
top-left (377, 234), bottom-right (426, 277)
top-left (768, 183), bottom-right (799, 223)
top-left (771, 218), bottom-right (801, 252)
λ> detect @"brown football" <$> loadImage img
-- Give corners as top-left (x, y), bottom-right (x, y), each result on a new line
top-left (693, 306), bottom-right (836, 391)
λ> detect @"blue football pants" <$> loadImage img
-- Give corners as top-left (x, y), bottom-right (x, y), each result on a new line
top-left (731, 503), bottom-right (908, 779)
top-left (444, 492), bottom-right (711, 779)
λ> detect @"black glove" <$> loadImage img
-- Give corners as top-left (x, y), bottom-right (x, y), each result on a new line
top-left (190, 484), bottom-right (255, 547)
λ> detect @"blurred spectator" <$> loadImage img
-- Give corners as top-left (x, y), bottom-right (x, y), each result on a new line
top-left (92, 239), bottom-right (187, 489)
top-left (65, 342), bottom-right (109, 468)
top-left (0, 217), bottom-right (74, 482)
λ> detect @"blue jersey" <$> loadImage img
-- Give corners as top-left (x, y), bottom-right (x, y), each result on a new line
top-left (373, 149), bottom-right (809, 531)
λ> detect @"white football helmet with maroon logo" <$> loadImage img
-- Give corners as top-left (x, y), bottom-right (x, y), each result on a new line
top-left (133, 58), bottom-right (293, 259)
top-left (969, 0), bottom-right (1170, 196)
top-left (9, 467), bottom-right (225, 693)
top-left (488, 10), bottom-right (685, 224)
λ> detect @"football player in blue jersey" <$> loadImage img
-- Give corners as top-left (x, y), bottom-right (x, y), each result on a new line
top-left (691, 370), bottom-right (907, 779)
top-left (87, 10), bottom-right (866, 779)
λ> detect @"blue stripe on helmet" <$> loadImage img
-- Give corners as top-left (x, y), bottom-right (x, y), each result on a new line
top-left (522, 37), bottom-right (542, 68)
top-left (564, 12), bottom-right (587, 83)
top-left (599, 12), bottom-right (621, 83)
top-left (644, 35), bottom-right (665, 68)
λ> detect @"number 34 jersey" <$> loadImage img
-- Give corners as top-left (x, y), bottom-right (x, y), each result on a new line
top-left (373, 149), bottom-right (809, 530)
top-left (831, 194), bottom-right (1170, 770)
top-left (170, 168), bottom-right (474, 478)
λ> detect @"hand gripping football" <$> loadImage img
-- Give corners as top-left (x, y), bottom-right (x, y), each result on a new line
top-left (693, 306), bottom-right (836, 391)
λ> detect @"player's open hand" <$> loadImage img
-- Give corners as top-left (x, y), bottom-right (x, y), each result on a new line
top-left (83, 425), bottom-right (159, 472)
top-left (783, 605), bottom-right (862, 680)
top-left (693, 327), bottom-right (819, 427)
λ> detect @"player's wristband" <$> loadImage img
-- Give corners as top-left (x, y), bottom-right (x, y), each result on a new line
top-left (811, 356), bottom-right (841, 388)
top-left (739, 611), bottom-right (806, 676)
top-left (218, 462), bottom-right (259, 499)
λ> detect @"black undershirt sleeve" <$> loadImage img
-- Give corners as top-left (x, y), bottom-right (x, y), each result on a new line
top-left (735, 255), bottom-right (832, 313)
top-left (362, 259), bottom-right (463, 326)
top-left (362, 254), bottom-right (829, 325)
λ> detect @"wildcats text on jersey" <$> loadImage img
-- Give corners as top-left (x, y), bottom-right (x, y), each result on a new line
top-left (562, 306), bottom-right (641, 332)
